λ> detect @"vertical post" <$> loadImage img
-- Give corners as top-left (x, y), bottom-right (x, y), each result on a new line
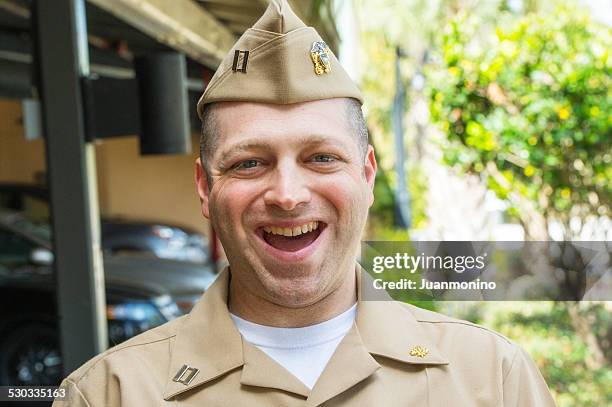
top-left (392, 46), bottom-right (411, 229)
top-left (34, 0), bottom-right (108, 376)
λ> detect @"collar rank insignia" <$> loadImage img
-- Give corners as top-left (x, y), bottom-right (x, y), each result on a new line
top-left (409, 345), bottom-right (429, 358)
top-left (310, 41), bottom-right (331, 75)
top-left (172, 364), bottom-right (200, 385)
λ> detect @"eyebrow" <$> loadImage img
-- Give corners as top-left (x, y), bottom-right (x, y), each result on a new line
top-left (217, 135), bottom-right (347, 166)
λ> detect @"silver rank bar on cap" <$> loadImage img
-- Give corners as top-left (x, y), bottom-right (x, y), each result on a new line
top-left (232, 50), bottom-right (249, 73)
top-left (173, 364), bottom-right (200, 385)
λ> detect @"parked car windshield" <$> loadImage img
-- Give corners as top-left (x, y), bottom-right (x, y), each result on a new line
top-left (11, 218), bottom-right (52, 242)
top-left (0, 185), bottom-right (210, 264)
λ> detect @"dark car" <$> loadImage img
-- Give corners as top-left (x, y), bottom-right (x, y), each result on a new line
top-left (0, 210), bottom-right (217, 386)
top-left (102, 218), bottom-right (209, 263)
top-left (0, 183), bottom-right (210, 264)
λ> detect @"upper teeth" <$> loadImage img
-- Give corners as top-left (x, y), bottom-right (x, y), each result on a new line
top-left (263, 221), bottom-right (319, 237)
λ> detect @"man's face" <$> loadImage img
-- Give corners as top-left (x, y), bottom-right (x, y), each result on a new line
top-left (195, 98), bottom-right (377, 307)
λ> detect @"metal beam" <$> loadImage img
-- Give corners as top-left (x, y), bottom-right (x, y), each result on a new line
top-left (0, 28), bottom-right (205, 93)
top-left (87, 0), bottom-right (236, 68)
top-left (0, 0), bottom-right (30, 19)
top-left (34, 0), bottom-right (108, 374)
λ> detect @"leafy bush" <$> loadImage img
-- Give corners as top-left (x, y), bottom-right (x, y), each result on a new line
top-left (427, 4), bottom-right (611, 232)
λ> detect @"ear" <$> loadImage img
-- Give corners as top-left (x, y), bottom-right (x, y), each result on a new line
top-left (195, 158), bottom-right (211, 219)
top-left (363, 145), bottom-right (377, 207)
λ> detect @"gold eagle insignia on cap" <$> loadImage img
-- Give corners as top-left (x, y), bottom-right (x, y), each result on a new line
top-left (310, 41), bottom-right (331, 75)
top-left (409, 345), bottom-right (429, 358)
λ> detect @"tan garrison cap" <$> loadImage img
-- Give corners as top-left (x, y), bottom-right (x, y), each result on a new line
top-left (196, 0), bottom-right (363, 119)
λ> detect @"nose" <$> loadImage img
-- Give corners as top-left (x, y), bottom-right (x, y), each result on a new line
top-left (263, 161), bottom-right (311, 211)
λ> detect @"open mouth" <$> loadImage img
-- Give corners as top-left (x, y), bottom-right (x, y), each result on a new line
top-left (259, 221), bottom-right (326, 253)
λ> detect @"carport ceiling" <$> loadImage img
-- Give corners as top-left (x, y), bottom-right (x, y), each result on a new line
top-left (0, 0), bottom-right (339, 72)
top-left (196, 0), bottom-right (339, 47)
top-left (85, 0), bottom-right (339, 68)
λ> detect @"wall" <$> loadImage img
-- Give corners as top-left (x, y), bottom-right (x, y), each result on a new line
top-left (0, 99), bottom-right (46, 184)
top-left (0, 98), bottom-right (209, 235)
top-left (95, 135), bottom-right (208, 234)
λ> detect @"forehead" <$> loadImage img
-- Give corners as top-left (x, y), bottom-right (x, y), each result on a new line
top-left (210, 99), bottom-right (354, 154)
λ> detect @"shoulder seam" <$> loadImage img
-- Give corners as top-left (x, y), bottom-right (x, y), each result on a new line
top-left (74, 334), bottom-right (176, 386)
top-left (65, 379), bottom-right (92, 407)
top-left (502, 343), bottom-right (521, 383)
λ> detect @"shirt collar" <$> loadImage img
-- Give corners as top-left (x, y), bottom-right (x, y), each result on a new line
top-left (163, 265), bottom-right (449, 400)
top-left (163, 269), bottom-right (243, 400)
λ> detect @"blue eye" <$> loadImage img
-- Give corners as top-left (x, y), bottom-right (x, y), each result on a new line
top-left (312, 154), bottom-right (336, 163)
top-left (234, 159), bottom-right (259, 170)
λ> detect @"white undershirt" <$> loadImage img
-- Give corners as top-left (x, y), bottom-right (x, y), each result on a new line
top-left (230, 304), bottom-right (357, 389)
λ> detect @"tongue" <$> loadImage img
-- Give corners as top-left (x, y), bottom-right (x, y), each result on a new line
top-left (264, 230), bottom-right (319, 252)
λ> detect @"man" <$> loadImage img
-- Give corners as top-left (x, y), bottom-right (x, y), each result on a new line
top-left (54, 1), bottom-right (556, 405)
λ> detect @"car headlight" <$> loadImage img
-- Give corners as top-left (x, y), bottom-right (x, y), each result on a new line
top-left (106, 300), bottom-right (166, 345)
top-left (152, 294), bottom-right (182, 320)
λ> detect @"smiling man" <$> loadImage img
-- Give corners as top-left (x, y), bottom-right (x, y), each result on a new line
top-left (54, 1), bottom-right (555, 406)
top-left (195, 99), bottom-right (373, 331)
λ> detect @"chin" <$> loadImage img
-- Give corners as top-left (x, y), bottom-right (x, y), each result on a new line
top-left (259, 265), bottom-right (334, 307)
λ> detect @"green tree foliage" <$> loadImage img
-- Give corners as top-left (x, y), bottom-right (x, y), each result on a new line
top-left (427, 4), bottom-right (611, 237)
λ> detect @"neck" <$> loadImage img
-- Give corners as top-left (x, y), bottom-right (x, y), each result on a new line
top-left (228, 267), bottom-right (357, 328)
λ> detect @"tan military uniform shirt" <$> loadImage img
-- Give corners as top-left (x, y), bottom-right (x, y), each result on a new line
top-left (53, 268), bottom-right (556, 406)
